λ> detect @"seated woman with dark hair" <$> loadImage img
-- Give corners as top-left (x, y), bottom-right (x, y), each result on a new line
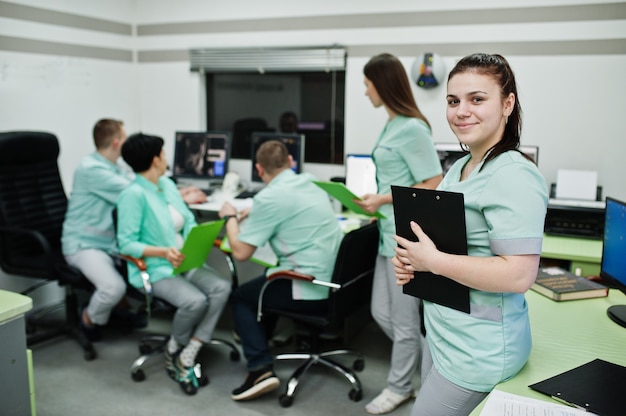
top-left (116, 132), bottom-right (231, 396)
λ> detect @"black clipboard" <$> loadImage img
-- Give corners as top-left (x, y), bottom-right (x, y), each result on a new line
top-left (391, 186), bottom-right (470, 313)
top-left (528, 359), bottom-right (626, 416)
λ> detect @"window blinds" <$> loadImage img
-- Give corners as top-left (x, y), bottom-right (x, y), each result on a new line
top-left (190, 45), bottom-right (346, 73)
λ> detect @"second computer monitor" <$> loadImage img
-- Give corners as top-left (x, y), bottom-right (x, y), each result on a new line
top-left (250, 132), bottom-right (305, 183)
top-left (345, 154), bottom-right (377, 197)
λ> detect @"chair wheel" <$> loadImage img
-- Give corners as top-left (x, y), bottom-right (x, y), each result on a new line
top-left (230, 350), bottom-right (241, 361)
top-left (349, 388), bottom-right (362, 402)
top-left (131, 370), bottom-right (146, 382)
top-left (279, 394), bottom-right (294, 407)
top-left (84, 349), bottom-right (97, 361)
top-left (353, 358), bottom-right (364, 372)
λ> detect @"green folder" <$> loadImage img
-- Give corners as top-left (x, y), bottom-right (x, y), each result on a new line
top-left (313, 181), bottom-right (386, 219)
top-left (220, 237), bottom-right (278, 268)
top-left (173, 219), bottom-right (225, 275)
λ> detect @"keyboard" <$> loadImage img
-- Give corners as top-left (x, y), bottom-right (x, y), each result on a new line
top-left (235, 190), bottom-right (258, 199)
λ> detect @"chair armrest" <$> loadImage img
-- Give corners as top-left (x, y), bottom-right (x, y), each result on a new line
top-left (267, 269), bottom-right (314, 282)
top-left (119, 254), bottom-right (147, 272)
top-left (0, 225), bottom-right (55, 269)
top-left (117, 253), bottom-right (153, 315)
top-left (256, 270), bottom-right (340, 322)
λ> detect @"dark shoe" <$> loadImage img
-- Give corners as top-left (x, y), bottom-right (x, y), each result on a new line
top-left (79, 308), bottom-right (102, 342)
top-left (231, 368), bottom-right (280, 401)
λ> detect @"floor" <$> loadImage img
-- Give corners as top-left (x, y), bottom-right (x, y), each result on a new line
top-left (28, 304), bottom-right (420, 416)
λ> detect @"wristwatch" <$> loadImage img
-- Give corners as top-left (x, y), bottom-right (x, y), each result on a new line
top-left (223, 215), bottom-right (237, 224)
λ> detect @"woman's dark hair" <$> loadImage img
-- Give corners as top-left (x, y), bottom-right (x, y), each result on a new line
top-left (122, 132), bottom-right (164, 172)
top-left (448, 53), bottom-right (532, 166)
top-left (364, 53), bottom-right (431, 129)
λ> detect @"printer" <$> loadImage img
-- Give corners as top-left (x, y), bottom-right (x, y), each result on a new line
top-left (544, 184), bottom-right (605, 239)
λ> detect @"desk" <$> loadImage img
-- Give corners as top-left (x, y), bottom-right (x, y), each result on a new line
top-left (189, 190), bottom-right (254, 213)
top-left (541, 233), bottom-right (603, 276)
top-left (470, 289), bottom-right (626, 415)
top-left (0, 290), bottom-right (34, 416)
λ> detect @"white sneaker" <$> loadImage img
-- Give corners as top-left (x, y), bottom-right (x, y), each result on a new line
top-left (365, 388), bottom-right (415, 415)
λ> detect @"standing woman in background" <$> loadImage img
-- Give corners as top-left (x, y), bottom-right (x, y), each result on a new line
top-left (355, 53), bottom-right (443, 415)
top-left (393, 53), bottom-right (549, 415)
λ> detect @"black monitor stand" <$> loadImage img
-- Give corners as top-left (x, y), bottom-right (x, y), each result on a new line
top-left (607, 305), bottom-right (626, 328)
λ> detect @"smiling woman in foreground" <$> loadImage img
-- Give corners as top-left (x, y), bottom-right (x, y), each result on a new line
top-left (392, 53), bottom-right (549, 416)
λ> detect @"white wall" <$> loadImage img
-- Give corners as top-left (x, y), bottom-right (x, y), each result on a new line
top-left (0, 0), bottom-right (138, 305)
top-left (132, 0), bottom-right (626, 201)
top-left (1, 0), bottom-right (625, 305)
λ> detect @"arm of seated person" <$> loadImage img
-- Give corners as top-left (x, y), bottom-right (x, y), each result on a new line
top-left (143, 246), bottom-right (184, 269)
top-left (219, 202), bottom-right (256, 262)
top-left (178, 186), bottom-right (208, 204)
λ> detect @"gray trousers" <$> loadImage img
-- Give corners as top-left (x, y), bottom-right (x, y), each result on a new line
top-left (151, 265), bottom-right (231, 346)
top-left (411, 341), bottom-right (488, 416)
top-left (371, 254), bottom-right (422, 396)
top-left (66, 249), bottom-right (126, 326)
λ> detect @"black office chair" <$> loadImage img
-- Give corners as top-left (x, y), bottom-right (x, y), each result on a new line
top-left (111, 209), bottom-right (241, 383)
top-left (0, 131), bottom-right (97, 360)
top-left (256, 222), bottom-right (379, 407)
top-left (231, 117), bottom-right (274, 159)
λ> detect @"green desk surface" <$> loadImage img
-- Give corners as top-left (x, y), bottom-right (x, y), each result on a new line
top-left (0, 290), bottom-right (32, 323)
top-left (470, 289), bottom-right (626, 414)
top-left (541, 233), bottom-right (602, 264)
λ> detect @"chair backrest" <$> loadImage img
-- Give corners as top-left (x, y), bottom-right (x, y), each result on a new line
top-left (0, 131), bottom-right (68, 276)
top-left (327, 222), bottom-right (379, 328)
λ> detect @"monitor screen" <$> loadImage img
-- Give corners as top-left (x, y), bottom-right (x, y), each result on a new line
top-left (434, 143), bottom-right (539, 176)
top-left (250, 132), bottom-right (305, 183)
top-left (601, 197), bottom-right (626, 328)
top-left (345, 154), bottom-right (377, 197)
top-left (172, 131), bottom-right (231, 182)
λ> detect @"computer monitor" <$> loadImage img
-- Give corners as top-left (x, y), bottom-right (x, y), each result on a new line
top-left (434, 143), bottom-right (539, 176)
top-left (250, 132), bottom-right (305, 183)
top-left (345, 154), bottom-right (377, 197)
top-left (600, 196), bottom-right (626, 328)
top-left (172, 131), bottom-right (231, 187)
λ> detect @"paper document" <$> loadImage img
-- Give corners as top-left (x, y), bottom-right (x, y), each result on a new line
top-left (173, 219), bottom-right (224, 275)
top-left (313, 181), bottom-right (385, 218)
top-left (556, 169), bottom-right (598, 201)
top-left (480, 390), bottom-right (595, 416)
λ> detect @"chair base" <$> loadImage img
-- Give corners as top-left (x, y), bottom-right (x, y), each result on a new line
top-left (275, 349), bottom-right (364, 407)
top-left (26, 288), bottom-right (96, 361)
top-left (130, 334), bottom-right (241, 382)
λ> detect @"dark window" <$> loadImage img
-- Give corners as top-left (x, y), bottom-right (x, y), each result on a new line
top-left (205, 71), bottom-right (345, 164)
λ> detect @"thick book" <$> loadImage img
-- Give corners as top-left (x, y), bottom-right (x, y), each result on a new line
top-left (313, 181), bottom-right (386, 218)
top-left (391, 186), bottom-right (470, 313)
top-left (173, 219), bottom-right (225, 275)
top-left (531, 266), bottom-right (608, 301)
top-left (529, 358), bottom-right (626, 416)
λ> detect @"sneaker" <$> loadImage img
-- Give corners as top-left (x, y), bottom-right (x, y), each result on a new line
top-left (164, 349), bottom-right (178, 380)
top-left (231, 368), bottom-right (280, 401)
top-left (365, 388), bottom-right (415, 415)
top-left (165, 349), bottom-right (209, 387)
top-left (173, 356), bottom-right (200, 396)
